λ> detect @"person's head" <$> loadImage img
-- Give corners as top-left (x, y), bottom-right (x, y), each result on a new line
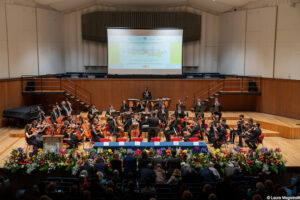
top-left (197, 97), bottom-right (201, 102)
top-left (145, 86), bottom-right (148, 91)
top-left (264, 179), bottom-right (273, 191)
top-left (248, 118), bottom-right (253, 124)
top-left (109, 104), bottom-right (114, 109)
top-left (256, 122), bottom-right (260, 128)
top-left (172, 169), bottom-right (181, 177)
top-left (147, 163), bottom-right (152, 169)
top-left (25, 124), bottom-right (32, 132)
top-left (256, 182), bottom-right (264, 191)
top-left (208, 193), bottom-right (218, 200)
top-left (239, 114), bottom-right (244, 119)
top-left (202, 184), bottom-right (213, 193)
top-left (83, 190), bottom-right (91, 199)
top-left (52, 105), bottom-right (56, 111)
top-left (277, 187), bottom-right (287, 196)
top-left (46, 182), bottom-right (57, 193)
top-left (161, 104), bottom-right (165, 109)
top-left (122, 100), bottom-right (126, 104)
top-left (113, 152), bottom-right (119, 160)
top-left (80, 170), bottom-right (88, 178)
top-left (252, 194), bottom-right (263, 200)
top-left (182, 190), bottom-right (193, 200)
top-left (215, 98), bottom-right (219, 103)
top-left (61, 101), bottom-right (66, 106)
top-left (222, 118), bottom-right (226, 123)
top-left (96, 171), bottom-right (104, 181)
top-left (155, 163), bottom-right (162, 170)
top-left (113, 169), bottom-right (119, 177)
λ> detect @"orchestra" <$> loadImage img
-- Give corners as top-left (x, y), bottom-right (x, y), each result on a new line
top-left (24, 92), bottom-right (262, 151)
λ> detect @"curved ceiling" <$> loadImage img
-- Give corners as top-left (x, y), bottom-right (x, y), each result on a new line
top-left (34, 0), bottom-right (257, 14)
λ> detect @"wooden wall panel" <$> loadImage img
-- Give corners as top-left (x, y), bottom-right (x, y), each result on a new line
top-left (256, 78), bottom-right (300, 119)
top-left (67, 79), bottom-right (257, 111)
top-left (0, 80), bottom-right (24, 126)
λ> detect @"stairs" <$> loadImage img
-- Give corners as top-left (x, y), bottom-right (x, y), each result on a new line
top-left (194, 77), bottom-right (262, 104)
top-left (21, 75), bottom-right (92, 111)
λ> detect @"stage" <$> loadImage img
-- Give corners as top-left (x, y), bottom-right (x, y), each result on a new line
top-left (1, 111), bottom-right (300, 167)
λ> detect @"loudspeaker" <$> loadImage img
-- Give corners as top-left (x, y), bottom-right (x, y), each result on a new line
top-left (25, 81), bottom-right (35, 91)
top-left (248, 81), bottom-right (258, 92)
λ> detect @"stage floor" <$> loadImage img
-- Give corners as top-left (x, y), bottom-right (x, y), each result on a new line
top-left (0, 111), bottom-right (300, 168)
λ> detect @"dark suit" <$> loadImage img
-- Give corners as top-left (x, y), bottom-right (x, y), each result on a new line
top-left (211, 102), bottom-right (222, 120)
top-left (184, 121), bottom-right (201, 141)
top-left (140, 168), bottom-right (156, 184)
top-left (175, 110), bottom-right (185, 119)
top-left (147, 117), bottom-right (160, 142)
top-left (137, 103), bottom-right (146, 112)
top-left (158, 109), bottom-right (169, 123)
top-left (142, 90), bottom-right (152, 100)
top-left (95, 161), bottom-right (108, 177)
top-left (120, 104), bottom-right (129, 113)
top-left (124, 154), bottom-right (137, 177)
top-left (61, 106), bottom-right (69, 117)
top-left (164, 119), bottom-right (179, 141)
top-left (194, 102), bottom-right (206, 118)
top-left (245, 127), bottom-right (261, 150)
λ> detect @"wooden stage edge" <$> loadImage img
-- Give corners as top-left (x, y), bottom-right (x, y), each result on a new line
top-left (0, 111), bottom-right (300, 167)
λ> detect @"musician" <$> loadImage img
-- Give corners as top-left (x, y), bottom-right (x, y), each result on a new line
top-left (61, 121), bottom-right (78, 149)
top-left (136, 100), bottom-right (146, 112)
top-left (61, 101), bottom-right (71, 117)
top-left (66, 100), bottom-right (72, 113)
top-left (106, 104), bottom-right (116, 117)
top-left (142, 86), bottom-right (152, 100)
top-left (50, 106), bottom-right (59, 124)
top-left (127, 114), bottom-right (140, 141)
top-left (230, 114), bottom-right (245, 146)
top-left (120, 100), bottom-right (129, 113)
top-left (194, 98), bottom-right (206, 119)
top-left (199, 119), bottom-right (207, 140)
top-left (139, 107), bottom-right (151, 134)
top-left (88, 104), bottom-right (98, 123)
top-left (25, 124), bottom-right (43, 148)
top-left (164, 115), bottom-right (179, 141)
top-left (213, 122), bottom-right (226, 149)
top-left (91, 119), bottom-right (105, 142)
top-left (184, 118), bottom-right (201, 141)
top-left (147, 113), bottom-right (160, 142)
top-left (245, 122), bottom-right (261, 150)
top-left (175, 105), bottom-right (185, 119)
top-left (109, 116), bottom-right (121, 139)
top-left (211, 98), bottom-right (222, 120)
top-left (154, 98), bottom-right (165, 110)
top-left (179, 116), bottom-right (189, 137)
top-left (157, 104), bottom-right (169, 125)
top-left (175, 99), bottom-right (185, 111)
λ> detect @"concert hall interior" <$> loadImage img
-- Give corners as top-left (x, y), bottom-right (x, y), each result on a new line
top-left (0, 0), bottom-right (300, 199)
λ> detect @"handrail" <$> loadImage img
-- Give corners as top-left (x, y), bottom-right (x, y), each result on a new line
top-left (193, 77), bottom-right (262, 104)
top-left (21, 75), bottom-right (92, 105)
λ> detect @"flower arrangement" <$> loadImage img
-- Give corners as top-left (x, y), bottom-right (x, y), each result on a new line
top-left (4, 147), bottom-right (286, 176)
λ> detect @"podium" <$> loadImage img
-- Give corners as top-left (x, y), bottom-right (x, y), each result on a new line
top-left (42, 135), bottom-right (64, 152)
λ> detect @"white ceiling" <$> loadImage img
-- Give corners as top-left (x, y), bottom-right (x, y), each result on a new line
top-left (34, 0), bottom-right (257, 13)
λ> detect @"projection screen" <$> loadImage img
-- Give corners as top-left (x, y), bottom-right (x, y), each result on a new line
top-left (107, 28), bottom-right (183, 75)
